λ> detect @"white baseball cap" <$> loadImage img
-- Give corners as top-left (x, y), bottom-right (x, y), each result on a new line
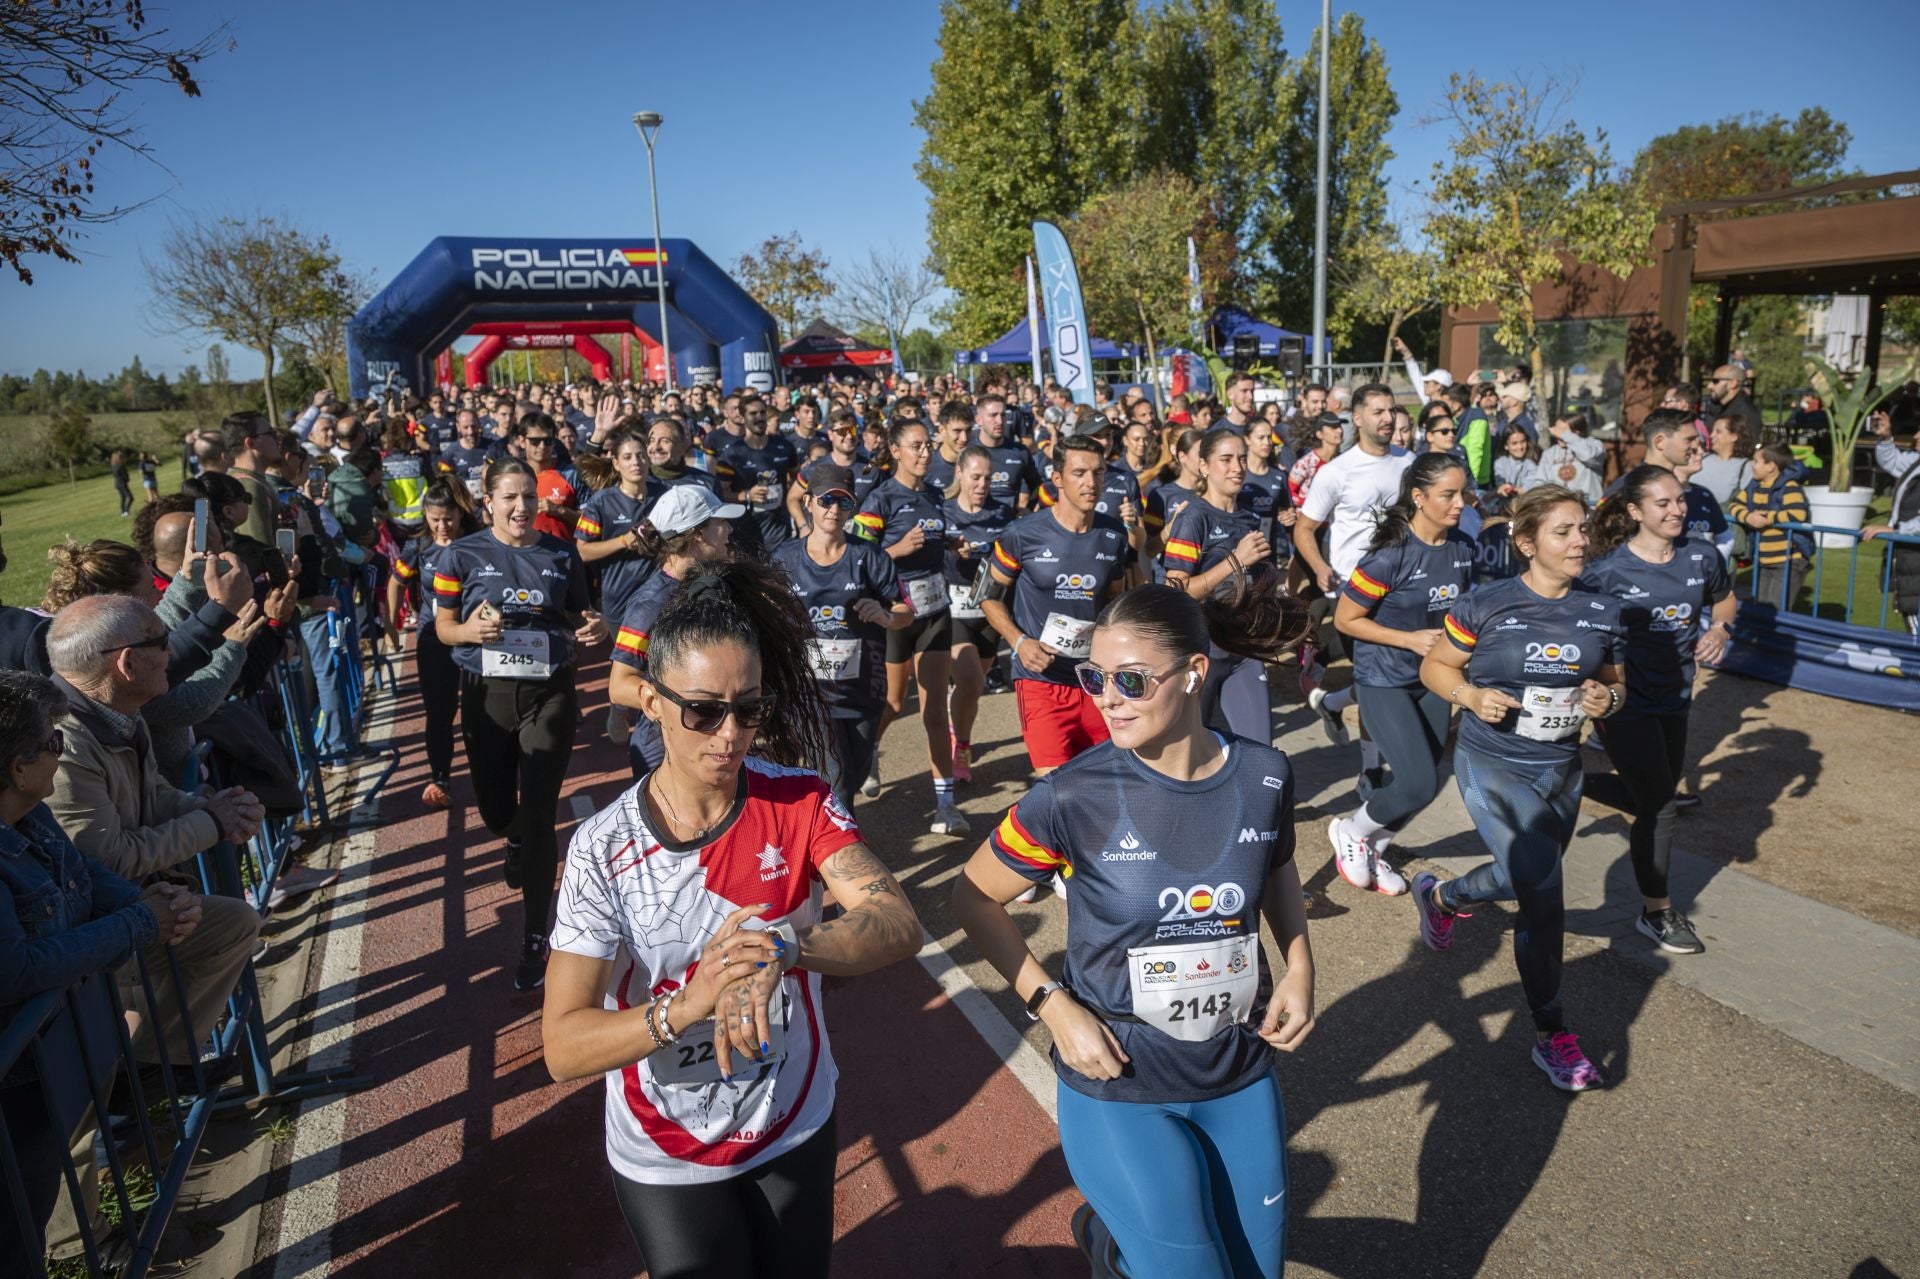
top-left (1426, 368), bottom-right (1454, 388)
top-left (646, 485), bottom-right (745, 537)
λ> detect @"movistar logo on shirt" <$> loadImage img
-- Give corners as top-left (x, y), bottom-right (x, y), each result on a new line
top-left (1238, 827), bottom-right (1279, 844)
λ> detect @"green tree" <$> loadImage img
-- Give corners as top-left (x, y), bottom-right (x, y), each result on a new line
top-left (144, 215), bottom-right (346, 426)
top-left (1423, 74), bottom-right (1654, 379)
top-left (915, 0), bottom-right (1137, 346)
top-left (1261, 12), bottom-right (1397, 331)
top-left (47, 406), bottom-right (92, 486)
top-left (1072, 172), bottom-right (1233, 377)
top-left (1136, 0), bottom-right (1292, 298)
top-left (731, 232), bottom-right (834, 339)
top-left (1331, 228), bottom-right (1441, 362)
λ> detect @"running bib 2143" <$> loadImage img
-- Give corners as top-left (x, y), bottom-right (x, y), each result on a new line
top-left (1125, 934), bottom-right (1257, 1044)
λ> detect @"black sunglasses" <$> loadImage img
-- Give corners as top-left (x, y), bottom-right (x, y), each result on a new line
top-left (649, 680), bottom-right (776, 733)
top-left (1073, 659), bottom-right (1190, 700)
top-left (1427, 425), bottom-right (1458, 436)
top-left (523, 435), bottom-right (556, 447)
top-left (102, 633), bottom-right (168, 655)
top-left (813, 492), bottom-right (855, 510)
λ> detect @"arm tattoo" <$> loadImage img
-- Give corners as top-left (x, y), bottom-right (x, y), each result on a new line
top-left (821, 843), bottom-right (892, 884)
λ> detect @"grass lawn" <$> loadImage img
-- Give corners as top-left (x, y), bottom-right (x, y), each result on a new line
top-left (0, 472), bottom-right (160, 608)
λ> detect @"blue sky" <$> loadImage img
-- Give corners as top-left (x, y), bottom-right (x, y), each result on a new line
top-left (3, 0), bottom-right (1916, 378)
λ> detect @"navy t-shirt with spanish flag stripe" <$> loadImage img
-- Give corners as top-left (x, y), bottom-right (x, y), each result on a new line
top-left (1340, 530), bottom-right (1476, 689)
top-left (1160, 495), bottom-right (1262, 578)
top-left (579, 484), bottom-right (655, 626)
top-left (1443, 575), bottom-right (1626, 766)
top-left (432, 529), bottom-right (590, 678)
top-left (610, 569), bottom-right (685, 769)
top-left (990, 508), bottom-right (1129, 685)
top-left (392, 538), bottom-right (460, 630)
top-left (990, 735), bottom-right (1296, 1103)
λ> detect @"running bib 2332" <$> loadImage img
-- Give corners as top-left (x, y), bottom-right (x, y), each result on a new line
top-left (1515, 685), bottom-right (1585, 742)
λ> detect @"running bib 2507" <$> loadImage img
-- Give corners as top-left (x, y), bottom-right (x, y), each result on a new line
top-left (1039, 612), bottom-right (1095, 660)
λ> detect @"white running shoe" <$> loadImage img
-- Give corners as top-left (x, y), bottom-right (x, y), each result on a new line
top-left (861, 764), bottom-right (882, 799)
top-left (930, 803), bottom-right (970, 837)
top-left (1308, 686), bottom-right (1351, 747)
top-left (1369, 851), bottom-right (1408, 896)
top-left (1051, 872), bottom-right (1067, 898)
top-left (1014, 883), bottom-right (1040, 903)
top-left (1327, 818), bottom-right (1373, 889)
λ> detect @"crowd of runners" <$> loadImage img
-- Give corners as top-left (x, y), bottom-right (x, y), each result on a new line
top-left (11, 359), bottom-right (1910, 1278)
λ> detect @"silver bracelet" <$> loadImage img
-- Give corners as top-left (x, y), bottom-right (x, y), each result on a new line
top-left (654, 989), bottom-right (682, 1046)
top-left (643, 997), bottom-right (666, 1050)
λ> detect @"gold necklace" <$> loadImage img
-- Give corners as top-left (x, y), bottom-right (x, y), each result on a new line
top-left (650, 775), bottom-right (726, 844)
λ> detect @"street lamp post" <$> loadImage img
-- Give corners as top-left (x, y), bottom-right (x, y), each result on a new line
top-left (632, 111), bottom-right (674, 390)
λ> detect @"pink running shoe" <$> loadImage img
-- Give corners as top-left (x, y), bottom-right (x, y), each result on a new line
top-left (1297, 641), bottom-right (1323, 698)
top-left (1412, 872), bottom-right (1468, 951)
top-left (1532, 1031), bottom-right (1606, 1092)
top-left (950, 734), bottom-right (972, 783)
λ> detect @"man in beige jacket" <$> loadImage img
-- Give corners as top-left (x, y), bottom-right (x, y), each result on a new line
top-left (45, 595), bottom-right (265, 1069)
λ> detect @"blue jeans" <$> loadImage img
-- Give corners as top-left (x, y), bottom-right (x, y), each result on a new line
top-left (1057, 1073), bottom-right (1288, 1279)
top-left (300, 612), bottom-right (351, 756)
top-left (1443, 746), bottom-right (1583, 1033)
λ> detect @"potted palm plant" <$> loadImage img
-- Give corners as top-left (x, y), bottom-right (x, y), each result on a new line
top-left (1802, 354), bottom-right (1916, 548)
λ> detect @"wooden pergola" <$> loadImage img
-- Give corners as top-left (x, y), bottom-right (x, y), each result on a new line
top-left (1439, 170), bottom-right (1920, 430)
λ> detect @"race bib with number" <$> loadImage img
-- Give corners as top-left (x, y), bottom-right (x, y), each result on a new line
top-left (905, 574), bottom-right (948, 616)
top-left (806, 637), bottom-right (862, 681)
top-left (481, 628), bottom-right (555, 680)
top-left (1515, 684), bottom-right (1585, 742)
top-left (1126, 934), bottom-right (1257, 1044)
top-left (755, 480), bottom-right (785, 511)
top-left (949, 583), bottom-right (984, 620)
top-left (1039, 612), bottom-right (1095, 660)
top-left (647, 991), bottom-right (791, 1089)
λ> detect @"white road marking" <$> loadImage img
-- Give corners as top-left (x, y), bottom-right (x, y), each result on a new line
top-left (914, 931), bottom-right (1057, 1122)
top-left (270, 735), bottom-right (387, 1278)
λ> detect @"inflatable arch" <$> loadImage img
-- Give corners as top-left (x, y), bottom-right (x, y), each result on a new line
top-left (458, 321), bottom-right (668, 387)
top-left (346, 237), bottom-right (780, 399)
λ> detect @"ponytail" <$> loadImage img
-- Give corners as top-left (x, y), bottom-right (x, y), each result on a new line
top-left (420, 478), bottom-right (481, 540)
top-left (1588, 464), bottom-right (1675, 557)
top-left (647, 559), bottom-right (832, 770)
top-left (1367, 453), bottom-right (1469, 554)
top-left (1097, 576), bottom-right (1311, 669)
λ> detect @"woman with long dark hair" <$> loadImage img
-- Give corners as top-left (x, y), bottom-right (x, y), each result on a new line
top-left (1162, 428), bottom-right (1280, 746)
top-left (1326, 453), bottom-right (1476, 896)
top-left (1580, 465), bottom-right (1734, 955)
top-left (389, 479), bottom-right (481, 808)
top-left (854, 419), bottom-right (964, 834)
top-left (953, 582), bottom-right (1315, 1278)
top-left (434, 459), bottom-right (606, 990)
top-left (942, 445), bottom-right (1015, 782)
top-left (1414, 485), bottom-right (1627, 1091)
top-left (543, 559), bottom-right (922, 1279)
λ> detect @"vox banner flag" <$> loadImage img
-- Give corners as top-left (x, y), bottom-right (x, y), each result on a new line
top-left (1032, 220), bottom-right (1093, 406)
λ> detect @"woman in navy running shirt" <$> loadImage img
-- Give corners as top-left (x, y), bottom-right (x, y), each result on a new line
top-left (1162, 428), bottom-right (1282, 747)
top-left (1327, 453), bottom-right (1476, 895)
top-left (1580, 466), bottom-right (1734, 956)
top-left (388, 480), bottom-right (479, 809)
top-left (1414, 485), bottom-right (1627, 1091)
top-left (854, 420), bottom-right (965, 835)
top-left (943, 446), bottom-right (1015, 782)
top-left (434, 460), bottom-right (606, 990)
top-left (771, 464), bottom-right (910, 811)
top-left (953, 583), bottom-right (1315, 1279)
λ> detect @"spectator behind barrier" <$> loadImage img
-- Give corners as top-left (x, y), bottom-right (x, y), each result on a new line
top-left (44, 595), bottom-right (264, 1069)
top-left (0, 668), bottom-right (204, 1270)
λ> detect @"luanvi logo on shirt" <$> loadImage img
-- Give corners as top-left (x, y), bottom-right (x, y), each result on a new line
top-left (757, 844), bottom-right (788, 881)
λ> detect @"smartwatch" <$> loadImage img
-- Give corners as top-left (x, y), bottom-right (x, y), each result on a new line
top-left (1025, 981), bottom-right (1068, 1021)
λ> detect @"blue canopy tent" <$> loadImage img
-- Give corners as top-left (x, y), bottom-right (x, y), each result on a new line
top-left (953, 317), bottom-right (1136, 366)
top-left (1206, 306), bottom-right (1328, 359)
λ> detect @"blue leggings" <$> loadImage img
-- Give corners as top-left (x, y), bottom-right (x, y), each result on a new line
top-left (1443, 746), bottom-right (1583, 1033)
top-left (1057, 1072), bottom-right (1288, 1279)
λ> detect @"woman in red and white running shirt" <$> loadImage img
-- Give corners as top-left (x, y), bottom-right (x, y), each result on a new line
top-left (542, 559), bottom-right (922, 1279)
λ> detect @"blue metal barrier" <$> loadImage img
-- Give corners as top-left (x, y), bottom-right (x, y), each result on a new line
top-left (1740, 522), bottom-right (1920, 631)
top-left (0, 949), bottom-right (215, 1277)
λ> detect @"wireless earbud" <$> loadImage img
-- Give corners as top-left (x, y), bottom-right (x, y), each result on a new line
top-left (1185, 670), bottom-right (1199, 693)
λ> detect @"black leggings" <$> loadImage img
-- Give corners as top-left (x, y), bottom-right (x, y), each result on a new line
top-left (1585, 712), bottom-right (1688, 901)
top-left (416, 631), bottom-right (460, 783)
top-left (1352, 684), bottom-right (1451, 829)
top-left (461, 672), bottom-right (579, 938)
top-left (613, 1112), bottom-right (836, 1279)
top-left (820, 715), bottom-right (878, 812)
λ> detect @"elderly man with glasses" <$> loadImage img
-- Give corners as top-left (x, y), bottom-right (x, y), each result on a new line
top-left (43, 596), bottom-right (264, 1076)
